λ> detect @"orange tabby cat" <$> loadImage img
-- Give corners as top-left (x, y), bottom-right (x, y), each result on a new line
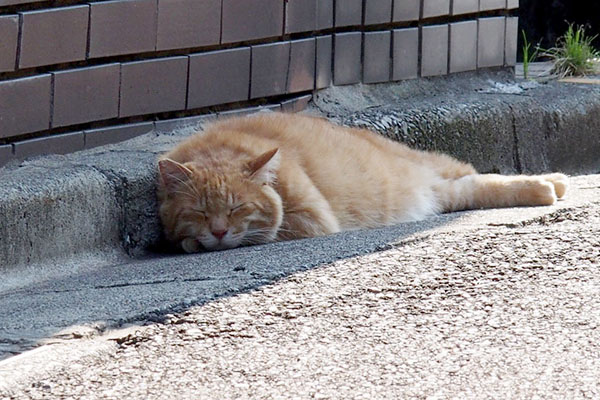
top-left (157, 112), bottom-right (568, 252)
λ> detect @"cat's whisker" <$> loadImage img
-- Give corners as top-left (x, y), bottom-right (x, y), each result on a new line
top-left (247, 225), bottom-right (296, 234)
top-left (165, 172), bottom-right (203, 199)
top-left (244, 236), bottom-right (272, 244)
top-left (245, 230), bottom-right (279, 239)
top-left (244, 228), bottom-right (275, 237)
top-left (170, 190), bottom-right (198, 200)
top-left (165, 172), bottom-right (189, 187)
top-left (180, 181), bottom-right (203, 199)
top-left (241, 236), bottom-right (275, 246)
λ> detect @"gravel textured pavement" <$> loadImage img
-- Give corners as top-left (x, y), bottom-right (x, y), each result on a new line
top-left (1, 175), bottom-right (600, 399)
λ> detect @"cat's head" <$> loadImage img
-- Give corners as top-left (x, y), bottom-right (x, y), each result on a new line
top-left (157, 149), bottom-right (283, 252)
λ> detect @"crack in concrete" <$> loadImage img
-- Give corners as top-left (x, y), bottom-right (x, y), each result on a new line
top-left (93, 276), bottom-right (214, 290)
top-left (3, 275), bottom-right (218, 297)
top-left (487, 206), bottom-right (596, 228)
top-left (506, 102), bottom-right (523, 174)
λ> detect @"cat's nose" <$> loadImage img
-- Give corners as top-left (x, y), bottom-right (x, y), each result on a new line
top-left (211, 229), bottom-right (228, 240)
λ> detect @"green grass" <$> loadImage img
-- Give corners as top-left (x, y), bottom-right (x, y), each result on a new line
top-left (521, 30), bottom-right (540, 79)
top-left (543, 24), bottom-right (600, 78)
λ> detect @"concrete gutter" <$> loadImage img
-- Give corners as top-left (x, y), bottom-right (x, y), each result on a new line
top-left (1, 69), bottom-right (599, 271)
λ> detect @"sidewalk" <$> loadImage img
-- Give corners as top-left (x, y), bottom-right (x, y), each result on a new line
top-left (1, 174), bottom-right (599, 398)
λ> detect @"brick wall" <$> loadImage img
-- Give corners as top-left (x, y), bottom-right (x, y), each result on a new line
top-left (0, 0), bottom-right (518, 167)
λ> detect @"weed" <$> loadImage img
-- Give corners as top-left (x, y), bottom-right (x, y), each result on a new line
top-left (521, 30), bottom-right (540, 79)
top-left (543, 24), bottom-right (600, 77)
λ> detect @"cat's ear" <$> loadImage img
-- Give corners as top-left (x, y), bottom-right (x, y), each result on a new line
top-left (158, 158), bottom-right (193, 189)
top-left (247, 148), bottom-right (280, 185)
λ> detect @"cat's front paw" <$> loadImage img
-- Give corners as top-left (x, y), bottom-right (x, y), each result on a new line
top-left (181, 238), bottom-right (201, 253)
top-left (543, 173), bottom-right (569, 199)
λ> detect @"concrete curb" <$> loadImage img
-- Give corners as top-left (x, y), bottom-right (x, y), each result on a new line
top-left (1, 70), bottom-right (599, 270)
top-left (0, 129), bottom-right (190, 270)
top-left (312, 70), bottom-right (600, 175)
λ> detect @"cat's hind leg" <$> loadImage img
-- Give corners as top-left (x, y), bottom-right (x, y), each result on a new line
top-left (541, 173), bottom-right (569, 199)
top-left (435, 173), bottom-right (566, 213)
top-left (349, 126), bottom-right (478, 180)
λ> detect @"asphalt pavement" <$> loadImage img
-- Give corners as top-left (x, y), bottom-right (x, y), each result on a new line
top-left (1, 174), bottom-right (599, 399)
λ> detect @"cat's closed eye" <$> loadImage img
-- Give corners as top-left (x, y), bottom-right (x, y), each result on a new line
top-left (191, 209), bottom-right (207, 218)
top-left (228, 203), bottom-right (248, 216)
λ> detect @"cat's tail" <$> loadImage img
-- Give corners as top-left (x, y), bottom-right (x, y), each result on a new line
top-left (435, 173), bottom-right (569, 213)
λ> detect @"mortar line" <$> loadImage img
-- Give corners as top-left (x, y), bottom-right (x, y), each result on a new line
top-left (14, 13), bottom-right (23, 71)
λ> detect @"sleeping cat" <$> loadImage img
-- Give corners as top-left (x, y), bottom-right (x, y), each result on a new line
top-left (157, 112), bottom-right (568, 252)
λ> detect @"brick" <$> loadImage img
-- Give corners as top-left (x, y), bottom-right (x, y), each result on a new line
top-left (0, 144), bottom-right (13, 168)
top-left (363, 31), bottom-right (391, 84)
top-left (0, 16), bottom-right (18, 72)
top-left (452, 0), bottom-right (479, 15)
top-left (478, 17), bottom-right (506, 68)
top-left (0, 75), bottom-right (51, 138)
top-left (120, 57), bottom-right (188, 118)
top-left (288, 39), bottom-right (316, 93)
top-left (286, 0), bottom-right (317, 33)
top-left (222, 0), bottom-right (284, 43)
top-left (317, 0), bottom-right (334, 29)
top-left (392, 28), bottom-right (419, 80)
top-left (333, 32), bottom-right (362, 85)
top-left (52, 64), bottom-right (120, 128)
top-left (316, 35), bottom-right (333, 89)
top-left (85, 122), bottom-right (154, 149)
top-left (0, 0), bottom-right (44, 4)
top-left (281, 94), bottom-right (313, 113)
top-left (14, 132), bottom-right (84, 160)
top-left (449, 21), bottom-right (477, 73)
top-left (364, 0), bottom-right (392, 25)
top-left (250, 42), bottom-right (290, 99)
top-left (188, 48), bottom-right (251, 109)
top-left (89, 0), bottom-right (157, 58)
top-left (422, 0), bottom-right (450, 18)
top-left (507, 0), bottom-right (519, 9)
top-left (480, 0), bottom-right (506, 11)
top-left (421, 24), bottom-right (449, 77)
top-left (505, 17), bottom-right (518, 66)
top-left (335, 0), bottom-right (362, 27)
top-left (19, 6), bottom-right (88, 68)
top-left (157, 0), bottom-right (220, 51)
top-left (393, 0), bottom-right (420, 21)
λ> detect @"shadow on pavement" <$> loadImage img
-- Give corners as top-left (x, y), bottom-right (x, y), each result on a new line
top-left (0, 212), bottom-right (460, 360)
